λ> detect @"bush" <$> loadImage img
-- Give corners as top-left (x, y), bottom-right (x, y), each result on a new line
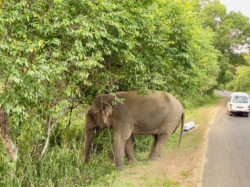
top-left (226, 66), bottom-right (250, 92)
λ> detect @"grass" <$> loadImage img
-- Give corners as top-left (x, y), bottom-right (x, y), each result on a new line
top-left (181, 168), bottom-right (194, 179)
top-left (146, 178), bottom-right (180, 187)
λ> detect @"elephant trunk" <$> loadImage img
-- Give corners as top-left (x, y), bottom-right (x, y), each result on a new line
top-left (84, 126), bottom-right (94, 163)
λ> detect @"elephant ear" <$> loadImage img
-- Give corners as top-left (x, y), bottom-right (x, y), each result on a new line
top-left (100, 102), bottom-right (112, 125)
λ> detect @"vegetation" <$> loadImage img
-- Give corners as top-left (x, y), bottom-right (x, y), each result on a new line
top-left (190, 0), bottom-right (250, 86)
top-left (225, 53), bottom-right (250, 92)
top-left (226, 66), bottom-right (250, 92)
top-left (0, 0), bottom-right (249, 186)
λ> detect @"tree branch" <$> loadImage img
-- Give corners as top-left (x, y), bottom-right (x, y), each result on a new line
top-left (39, 106), bottom-right (69, 159)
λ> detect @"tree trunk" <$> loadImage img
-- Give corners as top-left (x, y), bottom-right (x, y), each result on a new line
top-left (0, 107), bottom-right (18, 162)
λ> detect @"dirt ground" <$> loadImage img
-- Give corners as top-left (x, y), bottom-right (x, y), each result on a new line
top-left (111, 100), bottom-right (224, 187)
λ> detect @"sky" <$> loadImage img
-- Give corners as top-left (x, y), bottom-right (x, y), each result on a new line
top-left (219, 0), bottom-right (250, 18)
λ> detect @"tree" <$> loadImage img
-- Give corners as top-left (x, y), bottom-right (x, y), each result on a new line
top-left (226, 66), bottom-right (250, 92)
top-left (190, 0), bottom-right (250, 85)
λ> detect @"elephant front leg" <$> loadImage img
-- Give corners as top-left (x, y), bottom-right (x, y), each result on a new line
top-left (84, 128), bottom-right (94, 162)
top-left (125, 135), bottom-right (137, 164)
top-left (149, 135), bottom-right (157, 160)
top-left (149, 133), bottom-right (170, 160)
top-left (113, 133), bottom-right (126, 170)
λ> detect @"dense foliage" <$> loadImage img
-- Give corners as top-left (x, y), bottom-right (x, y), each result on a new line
top-left (190, 0), bottom-right (250, 86)
top-left (0, 0), bottom-right (245, 186)
top-left (226, 66), bottom-right (250, 92)
top-left (226, 54), bottom-right (250, 92)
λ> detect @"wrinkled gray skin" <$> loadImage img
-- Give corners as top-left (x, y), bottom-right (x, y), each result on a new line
top-left (84, 91), bottom-right (185, 170)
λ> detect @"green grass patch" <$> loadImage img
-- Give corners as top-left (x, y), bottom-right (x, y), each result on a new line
top-left (144, 177), bottom-right (180, 187)
top-left (181, 168), bottom-right (194, 179)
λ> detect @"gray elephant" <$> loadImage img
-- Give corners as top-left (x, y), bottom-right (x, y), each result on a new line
top-left (84, 91), bottom-right (185, 170)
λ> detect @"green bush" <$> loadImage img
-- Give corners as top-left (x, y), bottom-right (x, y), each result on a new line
top-left (226, 66), bottom-right (250, 92)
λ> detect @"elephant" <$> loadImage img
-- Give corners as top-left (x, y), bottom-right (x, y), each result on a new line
top-left (84, 91), bottom-right (185, 170)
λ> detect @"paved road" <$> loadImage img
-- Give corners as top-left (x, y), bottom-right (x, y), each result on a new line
top-left (202, 94), bottom-right (250, 187)
top-left (214, 90), bottom-right (234, 97)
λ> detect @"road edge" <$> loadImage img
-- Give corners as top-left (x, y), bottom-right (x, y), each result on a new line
top-left (198, 99), bottom-right (226, 187)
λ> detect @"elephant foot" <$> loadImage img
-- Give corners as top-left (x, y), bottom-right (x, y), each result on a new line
top-left (115, 165), bottom-right (124, 171)
top-left (115, 159), bottom-right (124, 170)
top-left (128, 158), bottom-right (137, 164)
top-left (149, 155), bottom-right (161, 161)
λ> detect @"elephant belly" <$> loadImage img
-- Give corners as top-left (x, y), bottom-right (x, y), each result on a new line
top-left (133, 128), bottom-right (161, 135)
top-left (132, 113), bottom-right (181, 135)
top-left (132, 120), bottom-right (166, 135)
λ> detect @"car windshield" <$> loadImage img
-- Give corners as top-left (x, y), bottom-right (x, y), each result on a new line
top-left (232, 96), bottom-right (248, 103)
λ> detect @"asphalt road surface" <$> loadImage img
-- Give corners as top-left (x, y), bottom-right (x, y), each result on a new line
top-left (202, 91), bottom-right (250, 187)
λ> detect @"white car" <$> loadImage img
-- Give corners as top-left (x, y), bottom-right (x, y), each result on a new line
top-left (227, 92), bottom-right (250, 117)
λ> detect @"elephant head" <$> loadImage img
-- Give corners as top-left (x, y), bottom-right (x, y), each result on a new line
top-left (84, 95), bottom-right (114, 162)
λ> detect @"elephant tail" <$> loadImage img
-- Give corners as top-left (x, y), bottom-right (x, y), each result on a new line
top-left (178, 112), bottom-right (185, 147)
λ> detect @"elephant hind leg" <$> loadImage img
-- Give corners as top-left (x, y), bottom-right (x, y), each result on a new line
top-left (149, 133), bottom-right (170, 160)
top-left (125, 135), bottom-right (137, 164)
